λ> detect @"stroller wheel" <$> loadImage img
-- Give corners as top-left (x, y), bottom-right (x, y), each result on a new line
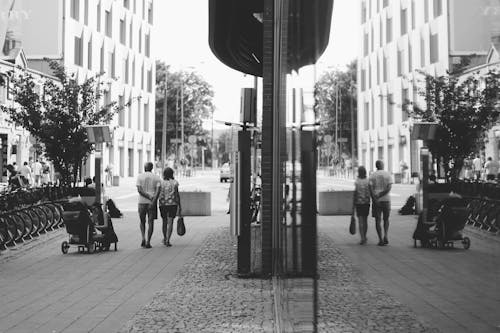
top-left (61, 241), bottom-right (69, 254)
top-left (414, 239), bottom-right (417, 248)
top-left (462, 237), bottom-right (471, 250)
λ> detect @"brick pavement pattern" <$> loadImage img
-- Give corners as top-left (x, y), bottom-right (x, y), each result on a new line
top-left (120, 228), bottom-right (274, 333)
top-left (317, 233), bottom-right (439, 333)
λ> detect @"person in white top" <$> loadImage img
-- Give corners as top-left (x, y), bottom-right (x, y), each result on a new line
top-left (369, 160), bottom-right (393, 246)
top-left (32, 159), bottom-right (43, 187)
top-left (484, 157), bottom-right (500, 181)
top-left (472, 155), bottom-right (483, 181)
top-left (136, 162), bottom-right (161, 248)
top-left (18, 162), bottom-right (32, 185)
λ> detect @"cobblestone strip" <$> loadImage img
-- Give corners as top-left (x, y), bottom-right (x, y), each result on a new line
top-left (120, 227), bottom-right (274, 333)
top-left (317, 233), bottom-right (440, 333)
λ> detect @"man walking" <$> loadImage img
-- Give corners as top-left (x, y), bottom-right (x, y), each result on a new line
top-left (369, 160), bottom-right (393, 246)
top-left (32, 159), bottom-right (42, 187)
top-left (136, 162), bottom-right (160, 248)
top-left (472, 155), bottom-right (483, 181)
top-left (484, 157), bottom-right (500, 181)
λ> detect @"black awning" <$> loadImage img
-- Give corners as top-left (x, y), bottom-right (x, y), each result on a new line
top-left (209, 0), bottom-right (334, 77)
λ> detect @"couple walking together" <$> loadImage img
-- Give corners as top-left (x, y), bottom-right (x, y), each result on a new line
top-left (352, 160), bottom-right (392, 246)
top-left (136, 162), bottom-right (182, 248)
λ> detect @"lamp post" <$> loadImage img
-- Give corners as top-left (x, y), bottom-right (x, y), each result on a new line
top-left (161, 80), bottom-right (168, 169)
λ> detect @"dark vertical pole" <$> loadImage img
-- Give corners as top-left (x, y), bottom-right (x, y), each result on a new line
top-left (95, 143), bottom-right (102, 204)
top-left (238, 130), bottom-right (251, 276)
top-left (421, 147), bottom-right (429, 221)
top-left (350, 88), bottom-right (355, 177)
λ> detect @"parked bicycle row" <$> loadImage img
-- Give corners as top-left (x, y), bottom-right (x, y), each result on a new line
top-left (0, 184), bottom-right (71, 211)
top-left (465, 197), bottom-right (500, 234)
top-left (0, 201), bottom-right (64, 250)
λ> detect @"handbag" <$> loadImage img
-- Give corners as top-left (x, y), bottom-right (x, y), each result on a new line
top-left (349, 215), bottom-right (356, 235)
top-left (177, 216), bottom-right (186, 236)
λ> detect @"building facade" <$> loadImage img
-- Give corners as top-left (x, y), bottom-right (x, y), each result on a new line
top-left (357, 0), bottom-right (495, 177)
top-left (20, 0), bottom-right (155, 180)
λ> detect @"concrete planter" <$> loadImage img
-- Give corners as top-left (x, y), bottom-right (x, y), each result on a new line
top-left (179, 191), bottom-right (211, 216)
top-left (318, 191), bottom-right (354, 215)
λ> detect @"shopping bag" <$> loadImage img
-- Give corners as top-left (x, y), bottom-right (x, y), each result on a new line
top-left (177, 216), bottom-right (186, 236)
top-left (349, 215), bottom-right (356, 235)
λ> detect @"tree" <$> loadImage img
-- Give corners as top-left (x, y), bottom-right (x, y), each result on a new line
top-left (155, 61), bottom-right (215, 161)
top-left (410, 69), bottom-right (500, 181)
top-left (0, 60), bottom-right (120, 185)
top-left (315, 61), bottom-right (357, 164)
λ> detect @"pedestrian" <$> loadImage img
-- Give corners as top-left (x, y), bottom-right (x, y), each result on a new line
top-left (472, 155), bottom-right (483, 181)
top-left (369, 160), bottom-right (393, 246)
top-left (136, 162), bottom-right (160, 248)
top-left (352, 166), bottom-right (370, 245)
top-left (153, 167), bottom-right (182, 247)
top-left (32, 159), bottom-right (42, 187)
top-left (484, 157), bottom-right (500, 181)
top-left (18, 161), bottom-right (32, 185)
top-left (399, 160), bottom-right (408, 184)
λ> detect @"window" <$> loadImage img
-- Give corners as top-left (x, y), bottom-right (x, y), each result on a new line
top-left (377, 0), bottom-right (380, 12)
top-left (97, 1), bottom-right (101, 32)
top-left (124, 55), bottom-right (129, 84)
top-left (379, 18), bottom-right (383, 46)
top-left (361, 1), bottom-right (367, 24)
top-left (84, 0), bottom-right (88, 25)
top-left (144, 102), bottom-right (149, 131)
top-left (383, 53), bottom-right (388, 82)
top-left (386, 17), bottom-right (392, 43)
top-left (147, 68), bottom-right (152, 92)
top-left (430, 32), bottom-right (439, 64)
top-left (133, 0), bottom-right (137, 13)
top-left (120, 19), bottom-right (126, 44)
top-left (142, 0), bottom-right (146, 20)
top-left (74, 35), bottom-right (83, 66)
top-left (141, 63), bottom-right (144, 89)
top-left (71, 0), bottom-right (80, 21)
top-left (420, 35), bottom-right (426, 67)
top-left (124, 0), bottom-right (130, 9)
top-left (402, 88), bottom-right (409, 121)
top-left (145, 32), bottom-right (150, 57)
top-left (137, 102), bottom-right (141, 130)
top-left (383, 0), bottom-right (388, 8)
top-left (363, 32), bottom-right (369, 56)
top-left (379, 95), bottom-right (384, 126)
top-left (387, 94), bottom-right (394, 124)
top-left (108, 49), bottom-right (115, 78)
top-left (364, 102), bottom-right (370, 130)
top-left (132, 58), bottom-right (136, 85)
top-left (138, 27), bottom-right (142, 52)
top-left (361, 67), bottom-right (366, 91)
top-left (87, 39), bottom-right (92, 70)
top-left (0, 75), bottom-right (8, 103)
top-left (408, 41), bottom-right (413, 72)
top-left (128, 97), bottom-right (132, 128)
top-left (370, 24), bottom-right (374, 52)
top-left (105, 10), bottom-right (112, 37)
top-left (371, 96), bottom-right (375, 129)
top-left (100, 43), bottom-right (104, 73)
top-left (368, 0), bottom-right (372, 18)
top-left (368, 61), bottom-right (372, 89)
top-left (377, 56), bottom-right (380, 84)
top-left (397, 48), bottom-right (403, 77)
top-left (118, 95), bottom-right (125, 126)
top-left (148, 2), bottom-right (153, 24)
top-left (433, 0), bottom-right (442, 18)
top-left (129, 21), bottom-right (133, 47)
top-left (400, 8), bottom-right (407, 35)
top-left (411, 0), bottom-right (416, 29)
top-left (424, 0), bottom-right (429, 23)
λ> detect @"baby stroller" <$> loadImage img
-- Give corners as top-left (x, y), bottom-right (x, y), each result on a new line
top-left (61, 199), bottom-right (118, 254)
top-left (413, 197), bottom-right (471, 249)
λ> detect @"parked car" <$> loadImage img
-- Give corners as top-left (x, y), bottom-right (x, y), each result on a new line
top-left (220, 163), bottom-right (232, 182)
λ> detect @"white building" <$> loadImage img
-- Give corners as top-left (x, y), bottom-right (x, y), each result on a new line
top-left (19, 0), bottom-right (156, 181)
top-left (357, 0), bottom-right (495, 178)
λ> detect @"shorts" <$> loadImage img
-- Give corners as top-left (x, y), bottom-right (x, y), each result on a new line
top-left (372, 201), bottom-right (391, 220)
top-left (160, 205), bottom-right (178, 219)
top-left (355, 204), bottom-right (370, 218)
top-left (138, 203), bottom-right (157, 221)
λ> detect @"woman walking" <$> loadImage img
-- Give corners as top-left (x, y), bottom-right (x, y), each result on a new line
top-left (154, 167), bottom-right (182, 247)
top-left (352, 166), bottom-right (370, 245)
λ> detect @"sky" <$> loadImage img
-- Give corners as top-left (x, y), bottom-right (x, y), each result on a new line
top-left (154, 0), bottom-right (359, 129)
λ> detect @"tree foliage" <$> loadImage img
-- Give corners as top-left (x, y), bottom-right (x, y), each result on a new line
top-left (0, 60), bottom-right (120, 185)
top-left (410, 69), bottom-right (500, 180)
top-left (315, 61), bottom-right (357, 159)
top-left (155, 61), bottom-right (215, 160)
